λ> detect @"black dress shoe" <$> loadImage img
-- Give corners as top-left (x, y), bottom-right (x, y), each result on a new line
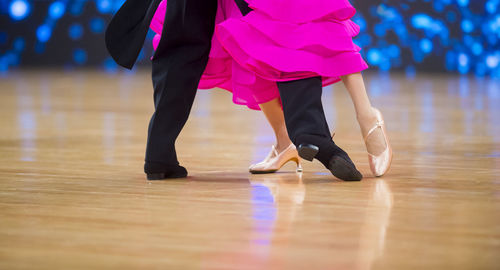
top-left (326, 155), bottom-right (363, 181)
top-left (296, 133), bottom-right (363, 181)
top-left (146, 165), bottom-right (188, 180)
top-left (298, 143), bottom-right (362, 181)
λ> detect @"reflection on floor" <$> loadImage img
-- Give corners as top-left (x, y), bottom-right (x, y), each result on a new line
top-left (0, 70), bottom-right (499, 269)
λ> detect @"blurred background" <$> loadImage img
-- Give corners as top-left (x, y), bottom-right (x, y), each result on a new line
top-left (1, 0), bottom-right (500, 77)
top-left (1, 2), bottom-right (500, 268)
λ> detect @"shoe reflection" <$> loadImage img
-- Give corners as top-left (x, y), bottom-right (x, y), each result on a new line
top-left (246, 172), bottom-right (305, 264)
top-left (251, 172), bottom-right (306, 205)
top-left (248, 174), bottom-right (393, 269)
top-left (146, 173), bottom-right (394, 269)
top-left (356, 179), bottom-right (393, 269)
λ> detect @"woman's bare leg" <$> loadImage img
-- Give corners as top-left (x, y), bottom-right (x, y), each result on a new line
top-left (258, 98), bottom-right (292, 153)
top-left (341, 72), bottom-right (387, 155)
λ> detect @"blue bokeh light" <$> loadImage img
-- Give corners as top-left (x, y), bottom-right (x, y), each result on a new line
top-left (9, 0), bottom-right (30, 21)
top-left (471, 42), bottom-right (483, 56)
top-left (69, 1), bottom-right (85, 16)
top-left (96, 0), bottom-right (112, 13)
top-left (420, 39), bottom-right (433, 54)
top-left (73, 48), bottom-right (87, 65)
top-left (412, 14), bottom-right (433, 29)
top-left (458, 53), bottom-right (470, 74)
top-left (13, 38), bottom-right (25, 51)
top-left (36, 25), bottom-right (52, 43)
top-left (89, 18), bottom-right (105, 33)
top-left (461, 20), bottom-right (474, 33)
top-left (367, 49), bottom-right (382, 65)
top-left (48, 1), bottom-right (66, 19)
top-left (486, 1), bottom-right (497, 14)
top-left (68, 24), bottom-right (84, 40)
top-left (486, 55), bottom-right (499, 69)
top-left (387, 45), bottom-right (400, 58)
top-left (457, 0), bottom-right (470, 7)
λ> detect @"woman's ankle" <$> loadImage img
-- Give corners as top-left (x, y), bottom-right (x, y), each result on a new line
top-left (274, 128), bottom-right (292, 153)
top-left (275, 138), bottom-right (292, 153)
top-left (356, 108), bottom-right (378, 135)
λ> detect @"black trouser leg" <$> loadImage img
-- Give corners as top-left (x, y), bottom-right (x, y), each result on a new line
top-left (145, 0), bottom-right (218, 175)
top-left (277, 77), bottom-right (363, 181)
top-left (277, 77), bottom-right (334, 164)
top-left (277, 77), bottom-right (331, 143)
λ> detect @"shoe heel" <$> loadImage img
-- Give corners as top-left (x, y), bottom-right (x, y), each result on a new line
top-left (297, 144), bottom-right (319, 161)
top-left (293, 158), bottom-right (303, 172)
top-left (296, 163), bottom-right (303, 172)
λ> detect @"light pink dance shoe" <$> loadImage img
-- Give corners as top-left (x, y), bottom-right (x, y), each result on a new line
top-left (364, 108), bottom-right (393, 177)
top-left (249, 144), bottom-right (303, 174)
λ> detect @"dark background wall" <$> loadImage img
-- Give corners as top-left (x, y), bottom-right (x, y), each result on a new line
top-left (1, 0), bottom-right (499, 77)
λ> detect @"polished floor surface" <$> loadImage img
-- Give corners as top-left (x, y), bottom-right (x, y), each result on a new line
top-left (1, 70), bottom-right (499, 269)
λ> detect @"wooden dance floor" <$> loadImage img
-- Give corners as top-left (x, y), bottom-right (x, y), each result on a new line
top-left (1, 70), bottom-right (499, 269)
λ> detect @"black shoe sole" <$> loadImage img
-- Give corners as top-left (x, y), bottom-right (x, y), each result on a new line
top-left (298, 144), bottom-right (363, 181)
top-left (327, 156), bottom-right (363, 181)
top-left (147, 171), bottom-right (188, 180)
top-left (297, 144), bottom-right (320, 161)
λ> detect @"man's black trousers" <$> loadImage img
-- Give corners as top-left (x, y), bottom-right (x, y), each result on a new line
top-left (145, 0), bottom-right (332, 173)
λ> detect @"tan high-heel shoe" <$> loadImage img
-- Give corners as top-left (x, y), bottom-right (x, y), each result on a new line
top-left (249, 144), bottom-right (303, 174)
top-left (364, 108), bottom-right (393, 177)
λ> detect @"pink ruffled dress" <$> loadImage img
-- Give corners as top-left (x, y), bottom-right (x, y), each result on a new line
top-left (150, 0), bottom-right (368, 110)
